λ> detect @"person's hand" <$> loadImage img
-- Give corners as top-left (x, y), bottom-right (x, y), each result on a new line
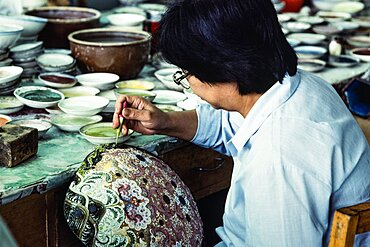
top-left (113, 95), bottom-right (170, 136)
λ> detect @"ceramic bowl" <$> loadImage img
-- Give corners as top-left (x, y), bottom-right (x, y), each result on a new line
top-left (332, 1), bottom-right (364, 14)
top-left (114, 6), bottom-right (146, 15)
top-left (277, 14), bottom-right (292, 23)
top-left (58, 96), bottom-right (109, 116)
top-left (21, 0), bottom-right (47, 9)
top-left (316, 11), bottom-right (351, 23)
top-left (312, 0), bottom-right (347, 11)
top-left (349, 48), bottom-right (370, 63)
top-left (14, 86), bottom-right (65, 108)
top-left (79, 122), bottom-right (133, 144)
top-left (114, 88), bottom-right (156, 102)
top-left (296, 16), bottom-right (324, 25)
top-left (287, 38), bottom-right (301, 48)
top-left (0, 24), bottom-right (24, 50)
top-left (328, 55), bottom-right (360, 67)
top-left (58, 86), bottom-right (100, 98)
top-left (347, 36), bottom-right (370, 48)
top-left (0, 96), bottom-right (24, 114)
top-left (106, 13), bottom-right (146, 27)
top-left (0, 66), bottom-right (23, 88)
top-left (36, 53), bottom-right (75, 72)
top-left (0, 15), bottom-right (47, 37)
top-left (0, 114), bottom-right (12, 127)
top-left (297, 59), bottom-right (326, 72)
top-left (68, 28), bottom-right (151, 80)
top-left (51, 113), bottom-right (102, 132)
top-left (44, 48), bottom-right (72, 55)
top-left (26, 6), bottom-right (101, 48)
top-left (352, 16), bottom-right (370, 28)
top-left (343, 79), bottom-right (370, 118)
top-left (152, 90), bottom-right (187, 105)
top-left (287, 33), bottom-right (326, 45)
top-left (76, 73), bottom-right (119, 90)
top-left (115, 79), bottom-right (155, 90)
top-left (294, 46), bottom-right (327, 59)
top-left (10, 41), bottom-right (43, 55)
top-left (312, 25), bottom-right (343, 36)
top-left (0, 58), bottom-right (12, 67)
top-left (11, 119), bottom-right (52, 138)
top-left (332, 22), bottom-right (359, 32)
top-left (38, 73), bottom-right (77, 88)
top-left (154, 68), bottom-right (184, 91)
top-left (285, 22), bottom-right (311, 33)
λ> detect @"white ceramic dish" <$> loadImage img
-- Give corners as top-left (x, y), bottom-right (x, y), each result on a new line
top-left (44, 48), bottom-right (72, 55)
top-left (14, 86), bottom-right (65, 108)
top-left (0, 66), bottom-right (23, 88)
top-left (0, 96), bottom-right (24, 114)
top-left (154, 68), bottom-right (184, 91)
top-left (115, 79), bottom-right (155, 90)
top-left (277, 14), bottom-right (292, 23)
top-left (58, 96), bottom-right (109, 116)
top-left (51, 114), bottom-right (102, 132)
top-left (296, 16), bottom-right (324, 25)
top-left (79, 122), bottom-right (133, 145)
top-left (312, 25), bottom-right (343, 36)
top-left (36, 53), bottom-right (75, 72)
top-left (0, 114), bottom-right (12, 126)
top-left (0, 15), bottom-right (47, 37)
top-left (0, 58), bottom-right (13, 67)
top-left (58, 86), bottom-right (100, 98)
top-left (332, 22), bottom-right (359, 32)
top-left (152, 90), bottom-right (187, 105)
top-left (10, 41), bottom-right (43, 53)
top-left (349, 48), bottom-right (370, 63)
top-left (316, 11), bottom-right (351, 23)
top-left (285, 22), bottom-right (311, 33)
top-left (0, 24), bottom-right (23, 50)
top-left (287, 38), bottom-right (301, 47)
top-left (294, 46), bottom-right (327, 59)
top-left (76, 73), bottom-right (119, 90)
top-left (45, 105), bottom-right (64, 114)
top-left (298, 59), bottom-right (326, 72)
top-left (347, 36), bottom-right (370, 48)
top-left (312, 0), bottom-right (346, 11)
top-left (107, 13), bottom-right (146, 27)
top-left (11, 119), bottom-right (51, 138)
top-left (287, 33), bottom-right (326, 45)
top-left (352, 16), bottom-right (370, 28)
top-left (332, 1), bottom-right (364, 14)
top-left (98, 89), bottom-right (116, 101)
top-left (155, 104), bottom-right (184, 112)
top-left (114, 88), bottom-right (157, 102)
top-left (38, 73), bottom-right (77, 88)
top-left (328, 55), bottom-right (360, 67)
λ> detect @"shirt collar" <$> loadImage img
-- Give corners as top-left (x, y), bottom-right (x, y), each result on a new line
top-left (228, 71), bottom-right (301, 153)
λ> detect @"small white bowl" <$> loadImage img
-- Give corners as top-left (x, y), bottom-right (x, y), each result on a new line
top-left (0, 58), bottom-right (13, 67)
top-left (115, 79), bottom-right (155, 90)
top-left (0, 114), bottom-right (12, 127)
top-left (107, 13), bottom-right (146, 27)
top-left (79, 122), bottom-right (133, 145)
top-left (316, 11), bottom-right (351, 23)
top-left (0, 15), bottom-right (47, 37)
top-left (0, 96), bottom-right (24, 114)
top-left (296, 16), bottom-right (324, 25)
top-left (114, 88), bottom-right (157, 102)
top-left (38, 73), bottom-right (77, 88)
top-left (11, 119), bottom-right (51, 139)
top-left (36, 53), bottom-right (76, 72)
top-left (58, 86), bottom-right (100, 98)
top-left (154, 68), bottom-right (184, 91)
top-left (349, 48), bottom-right (370, 63)
top-left (328, 55), bottom-right (360, 68)
top-left (58, 96), bottom-right (110, 116)
top-left (0, 66), bottom-right (23, 88)
top-left (352, 16), bottom-right (370, 28)
top-left (76, 73), bottom-right (120, 90)
top-left (287, 33), bottom-right (326, 45)
top-left (287, 38), bottom-right (301, 48)
top-left (298, 59), bottom-right (326, 72)
top-left (347, 36), bottom-right (370, 48)
top-left (0, 24), bottom-right (24, 50)
top-left (51, 114), bottom-right (102, 132)
top-left (332, 22), bottom-right (359, 32)
top-left (294, 46), bottom-right (327, 59)
top-left (14, 86), bottom-right (65, 108)
top-left (332, 1), bottom-right (365, 14)
top-left (285, 22), bottom-right (311, 33)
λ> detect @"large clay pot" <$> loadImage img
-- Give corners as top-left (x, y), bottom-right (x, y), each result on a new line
top-left (64, 144), bottom-right (203, 246)
top-left (26, 6), bottom-right (101, 48)
top-left (68, 28), bottom-right (151, 80)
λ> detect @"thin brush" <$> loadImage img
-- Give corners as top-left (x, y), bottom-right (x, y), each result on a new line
top-left (115, 101), bottom-right (127, 145)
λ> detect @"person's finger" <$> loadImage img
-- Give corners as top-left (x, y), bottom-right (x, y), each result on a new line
top-left (122, 107), bottom-right (153, 122)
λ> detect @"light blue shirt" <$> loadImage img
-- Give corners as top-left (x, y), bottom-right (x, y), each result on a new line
top-left (191, 70), bottom-right (370, 246)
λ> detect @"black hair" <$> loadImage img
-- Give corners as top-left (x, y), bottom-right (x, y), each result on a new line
top-left (158, 0), bottom-right (297, 95)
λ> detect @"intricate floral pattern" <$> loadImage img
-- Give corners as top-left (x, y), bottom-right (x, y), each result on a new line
top-left (64, 144), bottom-right (203, 246)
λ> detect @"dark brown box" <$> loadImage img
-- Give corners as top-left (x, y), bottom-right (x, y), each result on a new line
top-left (0, 124), bottom-right (38, 168)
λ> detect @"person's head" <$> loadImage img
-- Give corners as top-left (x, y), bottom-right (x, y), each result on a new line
top-left (158, 0), bottom-right (297, 95)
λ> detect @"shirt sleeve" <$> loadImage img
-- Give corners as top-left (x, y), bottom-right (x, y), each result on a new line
top-left (191, 103), bottom-right (238, 156)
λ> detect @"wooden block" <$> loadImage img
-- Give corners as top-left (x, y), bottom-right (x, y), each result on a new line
top-left (0, 124), bottom-right (38, 168)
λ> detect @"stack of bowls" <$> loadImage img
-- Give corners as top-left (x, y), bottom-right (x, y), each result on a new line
top-left (0, 66), bottom-right (23, 96)
top-left (36, 53), bottom-right (76, 74)
top-left (0, 24), bottom-right (24, 67)
top-left (0, 15), bottom-right (47, 45)
top-left (9, 41), bottom-right (44, 78)
top-left (26, 7), bottom-right (101, 48)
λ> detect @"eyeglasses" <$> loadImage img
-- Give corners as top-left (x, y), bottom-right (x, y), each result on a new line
top-left (173, 69), bottom-right (190, 89)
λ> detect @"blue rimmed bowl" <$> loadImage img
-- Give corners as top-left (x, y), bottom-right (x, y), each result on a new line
top-left (0, 15), bottom-right (47, 37)
top-left (0, 24), bottom-right (24, 50)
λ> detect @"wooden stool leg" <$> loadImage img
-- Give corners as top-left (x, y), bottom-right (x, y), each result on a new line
top-left (329, 211), bottom-right (359, 247)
